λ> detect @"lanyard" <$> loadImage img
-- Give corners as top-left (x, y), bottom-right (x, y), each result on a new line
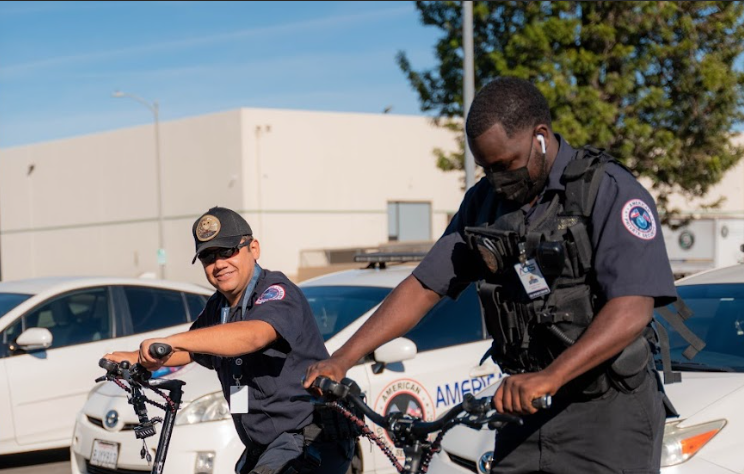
top-left (222, 263), bottom-right (262, 386)
top-left (220, 263), bottom-right (263, 324)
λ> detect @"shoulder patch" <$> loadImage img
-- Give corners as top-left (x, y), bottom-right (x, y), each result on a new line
top-left (621, 199), bottom-right (657, 240)
top-left (256, 285), bottom-right (286, 305)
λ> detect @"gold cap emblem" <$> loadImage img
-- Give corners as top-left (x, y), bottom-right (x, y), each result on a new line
top-left (196, 215), bottom-right (221, 241)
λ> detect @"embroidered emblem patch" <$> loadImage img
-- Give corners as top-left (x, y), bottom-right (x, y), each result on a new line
top-left (196, 214), bottom-right (221, 242)
top-left (256, 285), bottom-right (286, 305)
top-left (621, 199), bottom-right (656, 240)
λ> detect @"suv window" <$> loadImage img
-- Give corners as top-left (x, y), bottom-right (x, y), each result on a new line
top-left (0, 293), bottom-right (31, 318)
top-left (185, 293), bottom-right (208, 320)
top-left (124, 287), bottom-right (189, 334)
top-left (655, 283), bottom-right (744, 371)
top-left (22, 288), bottom-right (113, 349)
top-left (1, 318), bottom-right (24, 357)
top-left (404, 284), bottom-right (484, 352)
top-left (302, 286), bottom-right (392, 341)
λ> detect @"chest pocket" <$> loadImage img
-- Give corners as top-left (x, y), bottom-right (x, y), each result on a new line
top-left (246, 346), bottom-right (289, 400)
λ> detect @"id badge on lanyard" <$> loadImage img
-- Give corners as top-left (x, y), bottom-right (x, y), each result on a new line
top-left (230, 358), bottom-right (249, 414)
top-left (222, 264), bottom-right (262, 414)
top-left (514, 242), bottom-right (550, 299)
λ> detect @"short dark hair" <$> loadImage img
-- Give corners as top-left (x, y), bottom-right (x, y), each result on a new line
top-left (465, 77), bottom-right (552, 139)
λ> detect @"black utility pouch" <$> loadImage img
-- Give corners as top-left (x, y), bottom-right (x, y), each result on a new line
top-left (609, 337), bottom-right (651, 392)
top-left (464, 226), bottom-right (520, 274)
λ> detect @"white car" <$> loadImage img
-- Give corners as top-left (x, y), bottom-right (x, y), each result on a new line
top-left (0, 276), bottom-right (213, 457)
top-left (71, 255), bottom-right (503, 474)
top-left (428, 263), bottom-right (744, 474)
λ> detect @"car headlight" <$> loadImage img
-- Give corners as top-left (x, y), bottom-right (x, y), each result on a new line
top-left (660, 419), bottom-right (726, 466)
top-left (175, 392), bottom-right (230, 426)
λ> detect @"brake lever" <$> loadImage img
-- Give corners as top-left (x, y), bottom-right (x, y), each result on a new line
top-left (98, 357), bottom-right (120, 377)
top-left (487, 412), bottom-right (524, 430)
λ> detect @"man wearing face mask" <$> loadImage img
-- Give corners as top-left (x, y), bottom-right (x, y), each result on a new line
top-left (305, 77), bottom-right (680, 473)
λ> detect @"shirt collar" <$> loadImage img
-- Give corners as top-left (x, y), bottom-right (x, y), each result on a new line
top-left (545, 133), bottom-right (577, 192)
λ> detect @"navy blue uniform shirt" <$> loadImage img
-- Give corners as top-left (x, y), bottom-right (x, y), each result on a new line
top-left (413, 134), bottom-right (677, 308)
top-left (189, 269), bottom-right (328, 447)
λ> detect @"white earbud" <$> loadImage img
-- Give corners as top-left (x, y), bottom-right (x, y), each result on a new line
top-left (537, 134), bottom-right (546, 154)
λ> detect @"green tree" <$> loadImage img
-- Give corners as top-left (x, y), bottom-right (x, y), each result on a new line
top-left (398, 1), bottom-right (744, 221)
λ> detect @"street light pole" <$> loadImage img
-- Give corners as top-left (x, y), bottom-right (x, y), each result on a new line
top-left (112, 91), bottom-right (166, 280)
top-left (463, 1), bottom-right (476, 191)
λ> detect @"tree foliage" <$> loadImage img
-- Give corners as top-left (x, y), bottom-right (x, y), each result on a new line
top-left (397, 1), bottom-right (744, 220)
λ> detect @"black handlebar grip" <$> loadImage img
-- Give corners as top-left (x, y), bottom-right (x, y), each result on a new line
top-left (99, 358), bottom-right (117, 373)
top-left (149, 343), bottom-right (172, 359)
top-left (532, 395), bottom-right (552, 410)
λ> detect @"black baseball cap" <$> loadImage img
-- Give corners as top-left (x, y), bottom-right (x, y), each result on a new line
top-left (192, 206), bottom-right (253, 264)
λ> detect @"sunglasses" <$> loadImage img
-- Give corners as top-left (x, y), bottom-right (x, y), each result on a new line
top-left (198, 239), bottom-right (252, 265)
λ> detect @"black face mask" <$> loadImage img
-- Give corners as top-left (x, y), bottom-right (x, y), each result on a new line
top-left (483, 134), bottom-right (550, 205)
top-left (485, 166), bottom-right (537, 205)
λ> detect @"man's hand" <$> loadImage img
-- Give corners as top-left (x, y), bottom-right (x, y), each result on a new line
top-left (303, 357), bottom-right (351, 391)
top-left (102, 351), bottom-right (138, 365)
top-left (493, 371), bottom-right (560, 415)
top-left (138, 338), bottom-right (172, 370)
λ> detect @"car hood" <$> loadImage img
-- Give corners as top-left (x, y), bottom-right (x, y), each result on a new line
top-left (662, 371), bottom-right (744, 420)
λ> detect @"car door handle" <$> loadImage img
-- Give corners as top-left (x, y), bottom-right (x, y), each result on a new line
top-left (469, 364), bottom-right (500, 377)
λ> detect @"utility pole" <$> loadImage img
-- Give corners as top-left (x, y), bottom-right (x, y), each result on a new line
top-left (463, 1), bottom-right (476, 191)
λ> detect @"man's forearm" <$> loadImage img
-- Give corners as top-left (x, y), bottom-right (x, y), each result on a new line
top-left (542, 295), bottom-right (654, 387)
top-left (332, 275), bottom-right (442, 367)
top-left (166, 320), bottom-right (277, 358)
top-left (162, 351), bottom-right (193, 367)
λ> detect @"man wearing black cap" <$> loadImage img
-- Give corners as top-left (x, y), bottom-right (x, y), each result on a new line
top-left (104, 206), bottom-right (355, 474)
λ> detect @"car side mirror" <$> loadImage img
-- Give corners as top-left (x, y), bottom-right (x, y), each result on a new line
top-left (371, 337), bottom-right (417, 374)
top-left (12, 328), bottom-right (53, 352)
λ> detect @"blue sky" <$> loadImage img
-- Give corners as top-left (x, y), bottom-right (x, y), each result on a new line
top-left (0, 1), bottom-right (442, 148)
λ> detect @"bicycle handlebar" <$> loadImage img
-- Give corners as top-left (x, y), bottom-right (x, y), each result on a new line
top-left (149, 342), bottom-right (172, 359)
top-left (306, 376), bottom-right (549, 436)
top-left (299, 376), bottom-right (554, 474)
top-left (96, 345), bottom-right (184, 474)
top-left (97, 358), bottom-right (152, 384)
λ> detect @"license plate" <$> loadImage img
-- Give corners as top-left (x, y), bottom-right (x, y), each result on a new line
top-left (90, 439), bottom-right (119, 469)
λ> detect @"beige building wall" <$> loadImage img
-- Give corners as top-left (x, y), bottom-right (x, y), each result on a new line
top-left (238, 109), bottom-right (462, 277)
top-left (638, 133), bottom-right (744, 273)
top-left (0, 108), bottom-right (463, 285)
top-left (658, 133), bottom-right (744, 217)
top-left (4, 107), bottom-right (742, 285)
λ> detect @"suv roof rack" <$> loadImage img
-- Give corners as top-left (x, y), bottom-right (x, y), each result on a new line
top-left (353, 252), bottom-right (427, 269)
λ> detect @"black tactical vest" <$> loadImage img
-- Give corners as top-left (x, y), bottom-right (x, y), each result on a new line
top-left (465, 146), bottom-right (706, 398)
top-left (465, 146), bottom-right (611, 376)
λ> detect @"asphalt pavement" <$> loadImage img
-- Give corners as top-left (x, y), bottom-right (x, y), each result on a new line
top-left (0, 449), bottom-right (70, 474)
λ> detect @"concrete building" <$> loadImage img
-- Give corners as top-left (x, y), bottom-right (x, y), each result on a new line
top-left (641, 134), bottom-right (744, 275)
top-left (0, 108), bottom-right (464, 285)
top-left (1, 108), bottom-right (743, 285)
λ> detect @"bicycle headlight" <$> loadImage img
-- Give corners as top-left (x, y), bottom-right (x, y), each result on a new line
top-left (175, 391), bottom-right (230, 426)
top-left (660, 419), bottom-right (726, 466)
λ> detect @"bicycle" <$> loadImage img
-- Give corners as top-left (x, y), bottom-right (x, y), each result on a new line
top-left (295, 376), bottom-right (551, 474)
top-left (96, 342), bottom-right (178, 474)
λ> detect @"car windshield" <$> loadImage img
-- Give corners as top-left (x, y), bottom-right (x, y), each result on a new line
top-left (0, 293), bottom-right (32, 318)
top-left (301, 285), bottom-right (392, 341)
top-left (655, 283), bottom-right (744, 372)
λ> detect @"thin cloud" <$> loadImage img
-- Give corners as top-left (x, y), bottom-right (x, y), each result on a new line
top-left (61, 47), bottom-right (413, 82)
top-left (0, 5), bottom-right (413, 77)
top-left (0, 1), bottom-right (213, 17)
